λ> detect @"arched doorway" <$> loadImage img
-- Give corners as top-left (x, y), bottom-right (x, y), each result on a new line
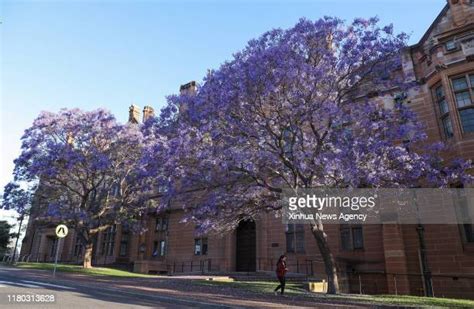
top-left (236, 220), bottom-right (256, 272)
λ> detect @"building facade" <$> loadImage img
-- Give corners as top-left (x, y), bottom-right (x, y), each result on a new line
top-left (20, 0), bottom-right (474, 299)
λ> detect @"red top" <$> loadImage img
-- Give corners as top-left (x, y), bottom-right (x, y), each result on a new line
top-left (276, 260), bottom-right (287, 277)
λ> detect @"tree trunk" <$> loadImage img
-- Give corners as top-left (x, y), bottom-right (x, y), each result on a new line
top-left (310, 223), bottom-right (339, 294)
top-left (83, 241), bottom-right (93, 269)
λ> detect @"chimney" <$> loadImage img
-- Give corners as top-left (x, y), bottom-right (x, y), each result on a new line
top-left (128, 104), bottom-right (141, 124)
top-left (142, 106), bottom-right (155, 123)
top-left (179, 81), bottom-right (197, 96)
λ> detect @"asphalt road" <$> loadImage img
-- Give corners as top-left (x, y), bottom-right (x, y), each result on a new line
top-left (0, 266), bottom-right (234, 309)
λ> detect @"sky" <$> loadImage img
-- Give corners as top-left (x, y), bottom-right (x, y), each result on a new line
top-left (0, 0), bottom-right (447, 229)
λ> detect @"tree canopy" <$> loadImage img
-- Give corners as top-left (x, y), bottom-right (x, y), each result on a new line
top-left (143, 17), bottom-right (472, 293)
top-left (3, 108), bottom-right (153, 267)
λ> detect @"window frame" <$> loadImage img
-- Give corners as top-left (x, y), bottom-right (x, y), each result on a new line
top-left (340, 225), bottom-right (365, 251)
top-left (432, 83), bottom-right (454, 139)
top-left (159, 240), bottom-right (166, 256)
top-left (50, 237), bottom-right (58, 257)
top-left (155, 216), bottom-right (169, 232)
top-left (73, 236), bottom-right (83, 257)
top-left (152, 239), bottom-right (166, 257)
top-left (445, 40), bottom-right (459, 53)
top-left (450, 73), bottom-right (474, 134)
top-left (101, 225), bottom-right (116, 256)
top-left (455, 191), bottom-right (474, 244)
top-left (352, 227), bottom-right (364, 250)
top-left (194, 237), bottom-right (208, 256)
top-left (463, 224), bottom-right (474, 243)
top-left (285, 224), bottom-right (305, 254)
top-left (119, 232), bottom-right (129, 257)
top-left (152, 241), bottom-right (159, 257)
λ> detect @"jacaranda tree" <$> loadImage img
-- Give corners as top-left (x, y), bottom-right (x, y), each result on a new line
top-left (146, 17), bottom-right (472, 293)
top-left (3, 109), bottom-right (150, 268)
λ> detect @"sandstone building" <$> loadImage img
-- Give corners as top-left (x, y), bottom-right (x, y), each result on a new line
top-left (20, 0), bottom-right (474, 299)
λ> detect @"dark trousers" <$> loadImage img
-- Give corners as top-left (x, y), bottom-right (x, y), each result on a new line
top-left (274, 276), bottom-right (286, 294)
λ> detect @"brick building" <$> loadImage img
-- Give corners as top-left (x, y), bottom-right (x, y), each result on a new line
top-left (19, 0), bottom-right (474, 299)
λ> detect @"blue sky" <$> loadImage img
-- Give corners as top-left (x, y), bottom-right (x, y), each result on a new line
top-left (0, 0), bottom-right (446, 225)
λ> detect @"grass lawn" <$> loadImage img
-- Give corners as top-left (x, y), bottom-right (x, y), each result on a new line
top-left (13, 262), bottom-right (157, 278)
top-left (196, 280), bottom-right (474, 308)
top-left (330, 293), bottom-right (474, 308)
top-left (195, 279), bottom-right (308, 296)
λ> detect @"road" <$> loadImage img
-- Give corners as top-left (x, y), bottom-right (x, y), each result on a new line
top-left (0, 266), bottom-right (232, 309)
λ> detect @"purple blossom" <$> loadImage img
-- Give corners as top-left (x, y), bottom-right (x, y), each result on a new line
top-left (142, 16), bottom-right (473, 294)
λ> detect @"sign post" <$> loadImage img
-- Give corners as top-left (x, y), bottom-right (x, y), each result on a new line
top-left (53, 224), bottom-right (68, 277)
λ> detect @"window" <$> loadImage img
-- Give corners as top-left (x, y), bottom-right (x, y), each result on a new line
top-left (456, 192), bottom-right (474, 243)
top-left (155, 218), bottom-right (161, 231)
top-left (445, 40), bottom-right (457, 52)
top-left (194, 238), bottom-right (208, 255)
top-left (464, 224), bottom-right (474, 242)
top-left (101, 225), bottom-right (116, 256)
top-left (352, 227), bottom-right (364, 249)
top-left (453, 77), bottom-right (469, 91)
top-left (433, 84), bottom-right (453, 138)
top-left (460, 109), bottom-right (474, 133)
top-left (50, 238), bottom-right (58, 257)
top-left (442, 117), bottom-right (454, 138)
top-left (340, 226), bottom-right (364, 251)
top-left (451, 74), bottom-right (474, 133)
top-left (152, 240), bottom-right (166, 257)
top-left (159, 240), bottom-right (166, 256)
top-left (340, 228), bottom-right (351, 250)
top-left (194, 239), bottom-right (201, 255)
top-left (73, 236), bottom-right (83, 257)
top-left (286, 224), bottom-right (305, 253)
top-left (155, 216), bottom-right (168, 232)
top-left (436, 86), bottom-right (449, 114)
top-left (119, 232), bottom-right (129, 257)
top-left (455, 91), bottom-right (471, 108)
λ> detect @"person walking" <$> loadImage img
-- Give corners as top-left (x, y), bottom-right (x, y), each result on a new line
top-left (274, 254), bottom-right (288, 295)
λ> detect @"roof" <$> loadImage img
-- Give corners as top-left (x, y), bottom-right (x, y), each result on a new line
top-left (409, 3), bottom-right (449, 49)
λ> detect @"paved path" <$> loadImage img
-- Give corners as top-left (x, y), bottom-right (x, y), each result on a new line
top-left (0, 265), bottom-right (381, 308)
